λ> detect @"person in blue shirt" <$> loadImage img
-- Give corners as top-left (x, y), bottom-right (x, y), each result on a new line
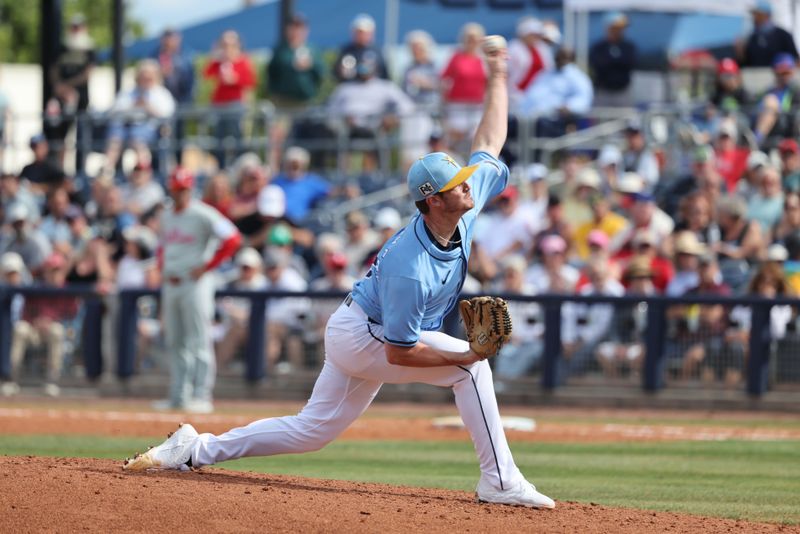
top-left (589, 12), bottom-right (636, 107)
top-left (122, 38), bottom-right (556, 511)
top-left (520, 47), bottom-right (593, 139)
top-left (270, 146), bottom-right (331, 225)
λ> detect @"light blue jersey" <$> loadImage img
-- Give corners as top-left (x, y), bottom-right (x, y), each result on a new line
top-left (351, 151), bottom-right (508, 346)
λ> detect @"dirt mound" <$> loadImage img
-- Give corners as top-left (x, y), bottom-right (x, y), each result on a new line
top-left (0, 456), bottom-right (795, 533)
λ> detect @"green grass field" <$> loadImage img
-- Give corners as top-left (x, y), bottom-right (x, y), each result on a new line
top-left (1, 435), bottom-right (797, 524)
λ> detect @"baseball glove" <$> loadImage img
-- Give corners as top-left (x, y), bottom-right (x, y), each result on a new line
top-left (459, 296), bottom-right (513, 359)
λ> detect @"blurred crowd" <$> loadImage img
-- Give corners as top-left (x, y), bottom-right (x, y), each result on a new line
top-left (2, 6), bottom-right (800, 397)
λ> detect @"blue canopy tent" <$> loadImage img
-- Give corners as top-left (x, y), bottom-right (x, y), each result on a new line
top-left (117, 0), bottom-right (748, 69)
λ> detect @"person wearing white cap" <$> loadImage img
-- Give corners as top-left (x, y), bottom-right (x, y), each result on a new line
top-left (334, 13), bottom-right (388, 82)
top-left (736, 150), bottom-right (769, 199)
top-left (0, 203), bottom-right (52, 274)
top-left (507, 16), bottom-right (549, 111)
top-left (589, 11), bottom-right (636, 107)
top-left (215, 247), bottom-right (268, 371)
top-left (122, 34), bottom-right (556, 511)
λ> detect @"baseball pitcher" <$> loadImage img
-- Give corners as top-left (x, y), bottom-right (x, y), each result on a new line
top-left (125, 36), bottom-right (555, 510)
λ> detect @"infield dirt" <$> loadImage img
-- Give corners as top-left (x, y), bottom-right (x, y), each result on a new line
top-left (1, 455), bottom-right (798, 533)
top-left (1, 401), bottom-right (799, 532)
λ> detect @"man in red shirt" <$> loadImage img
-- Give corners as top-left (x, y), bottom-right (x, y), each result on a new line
top-left (204, 30), bottom-right (256, 167)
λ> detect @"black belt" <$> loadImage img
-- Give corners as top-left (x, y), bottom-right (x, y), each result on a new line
top-left (344, 293), bottom-right (381, 325)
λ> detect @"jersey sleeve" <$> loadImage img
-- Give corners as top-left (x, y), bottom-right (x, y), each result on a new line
top-left (380, 275), bottom-right (427, 347)
top-left (466, 151), bottom-right (509, 214)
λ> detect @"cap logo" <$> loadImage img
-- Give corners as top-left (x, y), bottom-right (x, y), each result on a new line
top-left (418, 182), bottom-right (435, 197)
top-left (441, 155), bottom-right (458, 168)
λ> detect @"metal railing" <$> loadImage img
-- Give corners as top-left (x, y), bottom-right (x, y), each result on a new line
top-left (2, 285), bottom-right (799, 398)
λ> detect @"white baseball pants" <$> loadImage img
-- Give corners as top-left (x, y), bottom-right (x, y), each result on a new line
top-left (192, 300), bottom-right (524, 491)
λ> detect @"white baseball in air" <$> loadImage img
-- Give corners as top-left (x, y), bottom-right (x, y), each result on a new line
top-left (482, 35), bottom-right (507, 55)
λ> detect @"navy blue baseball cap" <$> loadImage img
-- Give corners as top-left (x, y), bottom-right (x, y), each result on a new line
top-left (408, 152), bottom-right (478, 202)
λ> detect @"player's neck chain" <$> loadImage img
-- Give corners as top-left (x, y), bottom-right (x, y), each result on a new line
top-left (425, 222), bottom-right (461, 246)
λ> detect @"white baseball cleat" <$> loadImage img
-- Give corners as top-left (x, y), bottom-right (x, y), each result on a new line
top-left (123, 423), bottom-right (198, 471)
top-left (476, 476), bottom-right (556, 509)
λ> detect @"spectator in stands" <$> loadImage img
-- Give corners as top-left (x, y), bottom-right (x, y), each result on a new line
top-left (263, 247), bottom-right (309, 374)
top-left (268, 13), bottom-right (325, 108)
top-left (402, 30), bottom-right (440, 110)
top-left (154, 28), bottom-right (194, 106)
top-left (250, 182), bottom-right (312, 254)
top-left (774, 192), bottom-right (800, 243)
top-left (216, 247), bottom-right (268, 371)
top-left (753, 54), bottom-right (800, 149)
top-left (334, 14), bottom-right (388, 83)
top-left (611, 192), bottom-right (674, 257)
top-left (271, 146), bottom-right (330, 225)
top-left (620, 229), bottom-right (674, 294)
top-left (714, 195), bottom-right (766, 291)
top-left (228, 156), bottom-right (268, 242)
top-left (596, 256), bottom-right (653, 378)
top-left (115, 225), bottom-right (160, 371)
top-left (737, 150), bottom-right (769, 199)
top-left (508, 17), bottom-right (549, 111)
top-left (575, 229), bottom-right (623, 288)
top-left (738, 0), bottom-right (799, 68)
top-left (663, 145), bottom-right (724, 217)
top-left (672, 191), bottom-right (719, 253)
top-left (475, 185), bottom-right (532, 262)
top-left (0, 204), bottom-right (51, 275)
top-left (492, 255), bottom-right (543, 383)
top-left (517, 163), bottom-right (549, 236)
top-left (153, 28), bottom-right (194, 163)
top-left (561, 166), bottom-right (600, 229)
top-left (39, 187), bottom-right (73, 253)
top-left (204, 30), bottom-right (257, 167)
top-left (20, 134), bottom-right (66, 195)
top-left (120, 160), bottom-right (165, 219)
top-left (621, 118), bottom-right (659, 193)
top-left (201, 172), bottom-right (234, 220)
top-left (441, 23), bottom-right (488, 151)
top-left (596, 144), bottom-right (624, 195)
top-left (105, 60), bottom-right (176, 172)
top-left (680, 256), bottom-right (739, 384)
top-left (589, 12), bottom-right (636, 107)
top-left (572, 193), bottom-right (627, 261)
top-left (561, 256), bottom-right (625, 381)
top-left (713, 121), bottom-right (749, 193)
top-left (710, 58), bottom-right (750, 115)
top-left (747, 164), bottom-right (785, 235)
top-left (91, 186), bottom-right (135, 261)
top-left (778, 138), bottom-right (800, 192)
top-left (66, 237), bottom-right (114, 297)
top-left (526, 234), bottom-right (578, 294)
top-left (665, 232), bottom-right (705, 296)
top-left (118, 225), bottom-right (159, 290)
top-left (45, 13), bottom-right (94, 169)
top-left (0, 172), bottom-right (39, 224)
top-left (0, 252), bottom-right (26, 395)
top-left (531, 196), bottom-right (573, 259)
top-left (342, 210), bottom-right (379, 268)
top-left (520, 47), bottom-right (593, 139)
top-left (65, 205), bottom-right (92, 254)
top-left (401, 30), bottom-right (439, 164)
top-left (326, 56), bottom-right (415, 171)
top-left (8, 252), bottom-right (78, 397)
top-left (267, 223), bottom-right (308, 280)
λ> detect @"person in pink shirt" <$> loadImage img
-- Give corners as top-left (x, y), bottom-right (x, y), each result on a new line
top-left (441, 23), bottom-right (487, 153)
top-left (204, 30), bottom-right (257, 167)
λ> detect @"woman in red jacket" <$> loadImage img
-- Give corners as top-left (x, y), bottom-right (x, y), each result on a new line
top-left (204, 30), bottom-right (256, 168)
top-left (440, 23), bottom-right (487, 153)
